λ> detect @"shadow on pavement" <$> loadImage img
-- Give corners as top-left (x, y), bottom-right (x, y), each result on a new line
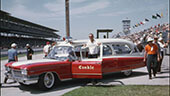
top-left (18, 79), bottom-right (88, 94)
top-left (155, 76), bottom-right (170, 78)
top-left (0, 81), bottom-right (19, 88)
top-left (1, 85), bottom-right (19, 88)
top-left (13, 71), bottom-right (148, 94)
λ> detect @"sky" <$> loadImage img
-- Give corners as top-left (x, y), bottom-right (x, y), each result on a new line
top-left (1, 0), bottom-right (169, 39)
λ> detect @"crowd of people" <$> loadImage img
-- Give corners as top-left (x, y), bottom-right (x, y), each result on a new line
top-left (119, 23), bottom-right (170, 79)
top-left (120, 23), bottom-right (170, 51)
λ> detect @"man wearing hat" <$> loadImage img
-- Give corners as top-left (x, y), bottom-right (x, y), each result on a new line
top-left (8, 43), bottom-right (18, 62)
top-left (144, 37), bottom-right (160, 79)
top-left (153, 36), bottom-right (161, 73)
top-left (26, 44), bottom-right (34, 60)
top-left (4, 43), bottom-right (18, 83)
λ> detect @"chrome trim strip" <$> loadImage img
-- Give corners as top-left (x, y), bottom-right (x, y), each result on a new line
top-left (72, 73), bottom-right (102, 75)
top-left (60, 78), bottom-right (73, 81)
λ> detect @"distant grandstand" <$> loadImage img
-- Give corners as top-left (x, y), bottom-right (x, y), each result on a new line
top-left (0, 10), bottom-right (60, 49)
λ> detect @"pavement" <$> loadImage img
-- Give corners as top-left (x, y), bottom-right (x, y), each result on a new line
top-left (0, 53), bottom-right (169, 96)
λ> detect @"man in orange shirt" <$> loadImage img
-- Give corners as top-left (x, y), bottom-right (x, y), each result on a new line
top-left (144, 37), bottom-right (160, 79)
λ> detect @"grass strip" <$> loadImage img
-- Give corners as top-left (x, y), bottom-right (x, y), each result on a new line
top-left (63, 85), bottom-right (169, 96)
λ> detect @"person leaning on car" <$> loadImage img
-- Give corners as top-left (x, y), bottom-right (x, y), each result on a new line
top-left (144, 37), bottom-right (160, 79)
top-left (83, 33), bottom-right (100, 58)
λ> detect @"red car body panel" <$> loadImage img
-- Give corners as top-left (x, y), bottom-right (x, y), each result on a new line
top-left (72, 61), bottom-right (102, 78)
top-left (6, 61), bottom-right (72, 80)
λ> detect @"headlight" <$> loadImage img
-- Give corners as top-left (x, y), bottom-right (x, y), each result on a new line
top-left (21, 69), bottom-right (28, 75)
top-left (5, 66), bottom-right (11, 72)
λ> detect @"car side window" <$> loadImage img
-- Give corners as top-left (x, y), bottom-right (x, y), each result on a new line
top-left (133, 46), bottom-right (139, 53)
top-left (112, 44), bottom-right (131, 54)
top-left (103, 44), bottom-right (112, 56)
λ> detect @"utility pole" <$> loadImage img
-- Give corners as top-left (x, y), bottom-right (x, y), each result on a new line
top-left (0, 0), bottom-right (1, 10)
top-left (65, 0), bottom-right (70, 37)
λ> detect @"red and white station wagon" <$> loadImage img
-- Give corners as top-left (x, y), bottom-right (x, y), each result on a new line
top-left (4, 39), bottom-right (146, 90)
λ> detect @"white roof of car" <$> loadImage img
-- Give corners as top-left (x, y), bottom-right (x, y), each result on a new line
top-left (58, 38), bottom-right (135, 48)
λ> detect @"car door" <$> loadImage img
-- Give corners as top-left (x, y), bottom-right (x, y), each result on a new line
top-left (72, 45), bottom-right (102, 79)
top-left (102, 44), bottom-right (118, 74)
top-left (112, 44), bottom-right (145, 70)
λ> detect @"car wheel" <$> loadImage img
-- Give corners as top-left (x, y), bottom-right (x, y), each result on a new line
top-left (122, 70), bottom-right (132, 77)
top-left (38, 72), bottom-right (56, 90)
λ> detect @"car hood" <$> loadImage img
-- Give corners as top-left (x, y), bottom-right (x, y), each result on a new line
top-left (11, 59), bottom-right (59, 67)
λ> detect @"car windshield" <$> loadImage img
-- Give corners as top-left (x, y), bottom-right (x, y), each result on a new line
top-left (47, 46), bottom-right (75, 61)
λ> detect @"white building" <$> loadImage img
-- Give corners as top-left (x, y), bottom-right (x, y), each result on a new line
top-left (122, 19), bottom-right (131, 35)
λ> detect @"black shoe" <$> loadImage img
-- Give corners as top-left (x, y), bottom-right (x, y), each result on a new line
top-left (149, 77), bottom-right (152, 79)
top-left (153, 73), bottom-right (156, 78)
top-left (157, 72), bottom-right (162, 74)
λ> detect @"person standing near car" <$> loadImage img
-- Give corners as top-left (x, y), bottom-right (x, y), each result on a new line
top-left (144, 37), bottom-right (160, 79)
top-left (157, 37), bottom-right (167, 73)
top-left (26, 44), bottom-right (34, 60)
top-left (8, 43), bottom-right (18, 62)
top-left (84, 33), bottom-right (100, 58)
top-left (153, 36), bottom-right (161, 73)
top-left (43, 41), bottom-right (51, 57)
top-left (51, 41), bottom-right (57, 50)
top-left (4, 43), bottom-right (18, 83)
top-left (83, 33), bottom-right (101, 85)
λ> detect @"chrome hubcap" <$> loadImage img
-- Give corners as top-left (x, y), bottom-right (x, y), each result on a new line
top-left (44, 72), bottom-right (54, 88)
top-left (124, 70), bottom-right (132, 76)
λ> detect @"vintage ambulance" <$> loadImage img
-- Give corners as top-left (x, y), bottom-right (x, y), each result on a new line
top-left (4, 39), bottom-right (145, 90)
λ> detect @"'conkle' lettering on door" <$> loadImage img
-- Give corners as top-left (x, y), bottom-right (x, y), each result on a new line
top-left (78, 65), bottom-right (94, 70)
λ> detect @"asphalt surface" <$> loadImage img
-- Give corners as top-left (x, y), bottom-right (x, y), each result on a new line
top-left (0, 53), bottom-right (169, 96)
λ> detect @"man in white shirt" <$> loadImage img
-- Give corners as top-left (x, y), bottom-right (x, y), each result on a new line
top-left (158, 37), bottom-right (166, 73)
top-left (84, 33), bottom-right (100, 58)
top-left (43, 42), bottom-right (51, 57)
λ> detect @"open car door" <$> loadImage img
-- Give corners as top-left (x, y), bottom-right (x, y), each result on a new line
top-left (72, 45), bottom-right (102, 79)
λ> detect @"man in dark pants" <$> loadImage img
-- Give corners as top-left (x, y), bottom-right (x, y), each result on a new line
top-left (153, 36), bottom-right (161, 73)
top-left (144, 37), bottom-right (160, 79)
top-left (4, 43), bottom-right (18, 83)
top-left (26, 44), bottom-right (34, 60)
top-left (83, 33), bottom-right (101, 85)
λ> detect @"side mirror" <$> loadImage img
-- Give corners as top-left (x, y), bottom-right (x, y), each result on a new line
top-left (66, 58), bottom-right (75, 62)
top-left (66, 59), bottom-right (70, 62)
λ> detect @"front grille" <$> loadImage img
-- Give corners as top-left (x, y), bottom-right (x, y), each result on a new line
top-left (12, 69), bottom-right (22, 77)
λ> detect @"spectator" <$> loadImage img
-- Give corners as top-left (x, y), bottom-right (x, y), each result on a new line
top-left (8, 43), bottom-right (18, 62)
top-left (144, 37), bottom-right (160, 79)
top-left (43, 41), bottom-right (51, 57)
top-left (153, 36), bottom-right (161, 73)
top-left (158, 37), bottom-right (168, 73)
top-left (51, 41), bottom-right (57, 50)
top-left (26, 44), bottom-right (34, 60)
top-left (4, 43), bottom-right (18, 83)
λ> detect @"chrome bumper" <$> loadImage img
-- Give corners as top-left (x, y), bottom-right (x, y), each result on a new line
top-left (5, 72), bottom-right (39, 85)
